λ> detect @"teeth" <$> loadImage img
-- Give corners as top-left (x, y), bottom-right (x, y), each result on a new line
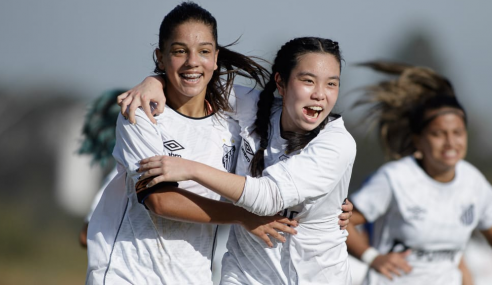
top-left (307, 106), bottom-right (323, 111)
top-left (444, 150), bottom-right (457, 157)
top-left (181, 74), bottom-right (201, 79)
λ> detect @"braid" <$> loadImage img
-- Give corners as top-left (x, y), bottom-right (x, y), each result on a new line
top-left (249, 37), bottom-right (343, 177)
top-left (249, 74), bottom-right (277, 177)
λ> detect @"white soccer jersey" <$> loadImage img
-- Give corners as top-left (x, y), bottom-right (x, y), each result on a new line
top-left (222, 89), bottom-right (356, 284)
top-left (351, 156), bottom-right (492, 285)
top-left (84, 167), bottom-right (118, 223)
top-left (86, 106), bottom-right (241, 285)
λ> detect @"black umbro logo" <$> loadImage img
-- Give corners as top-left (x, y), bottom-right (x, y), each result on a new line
top-left (279, 154), bottom-right (289, 161)
top-left (163, 140), bottom-right (184, 152)
top-left (243, 140), bottom-right (254, 156)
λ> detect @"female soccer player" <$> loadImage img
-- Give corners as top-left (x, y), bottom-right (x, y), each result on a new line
top-left (136, 37), bottom-right (356, 284)
top-left (85, 3), bottom-right (302, 284)
top-left (345, 62), bottom-right (492, 285)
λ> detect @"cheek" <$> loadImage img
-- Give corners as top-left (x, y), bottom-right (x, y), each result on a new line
top-left (203, 55), bottom-right (218, 71)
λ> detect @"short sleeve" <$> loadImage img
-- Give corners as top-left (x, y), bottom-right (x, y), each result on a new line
top-left (112, 109), bottom-right (164, 187)
top-left (477, 181), bottom-right (492, 230)
top-left (350, 168), bottom-right (393, 223)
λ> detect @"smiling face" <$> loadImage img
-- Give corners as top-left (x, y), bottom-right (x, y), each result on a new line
top-left (156, 21), bottom-right (218, 103)
top-left (277, 52), bottom-right (340, 134)
top-left (414, 108), bottom-right (467, 181)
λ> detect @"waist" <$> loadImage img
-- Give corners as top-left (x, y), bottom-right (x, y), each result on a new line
top-left (406, 248), bottom-right (460, 264)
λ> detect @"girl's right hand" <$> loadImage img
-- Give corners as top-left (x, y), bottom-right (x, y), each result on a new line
top-left (117, 76), bottom-right (166, 124)
top-left (241, 214), bottom-right (298, 248)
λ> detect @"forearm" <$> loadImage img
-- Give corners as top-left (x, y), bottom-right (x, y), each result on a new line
top-left (189, 162), bottom-right (246, 202)
top-left (190, 162), bottom-right (284, 216)
top-left (144, 185), bottom-right (249, 225)
top-left (458, 257), bottom-right (474, 285)
top-left (346, 210), bottom-right (371, 259)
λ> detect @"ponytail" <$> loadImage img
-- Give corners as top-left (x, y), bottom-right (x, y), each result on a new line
top-left (208, 44), bottom-right (269, 114)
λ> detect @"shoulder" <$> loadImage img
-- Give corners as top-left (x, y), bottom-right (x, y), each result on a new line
top-left (372, 157), bottom-right (422, 184)
top-left (315, 116), bottom-right (356, 155)
top-left (458, 160), bottom-right (491, 187)
top-left (229, 85), bottom-right (260, 111)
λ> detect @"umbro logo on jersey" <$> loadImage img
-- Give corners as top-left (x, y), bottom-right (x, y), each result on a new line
top-left (241, 140), bottom-right (254, 163)
top-left (279, 155), bottom-right (289, 161)
top-left (163, 140), bottom-right (184, 152)
top-left (222, 144), bottom-right (236, 172)
top-left (460, 204), bottom-right (474, 226)
top-left (407, 206), bottom-right (426, 220)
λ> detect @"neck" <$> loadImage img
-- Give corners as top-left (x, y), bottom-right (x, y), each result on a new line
top-left (280, 111), bottom-right (308, 135)
top-left (419, 160), bottom-right (456, 183)
top-left (166, 87), bottom-right (209, 118)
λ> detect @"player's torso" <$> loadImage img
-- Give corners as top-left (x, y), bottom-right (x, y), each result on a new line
top-left (381, 158), bottom-right (480, 255)
top-left (156, 107), bottom-right (241, 199)
top-left (105, 108), bottom-right (241, 285)
top-left (368, 158), bottom-right (482, 285)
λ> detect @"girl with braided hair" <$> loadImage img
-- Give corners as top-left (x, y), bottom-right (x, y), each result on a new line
top-left (345, 62), bottom-right (492, 285)
top-left (135, 37), bottom-right (355, 284)
top-left (85, 2), bottom-right (311, 284)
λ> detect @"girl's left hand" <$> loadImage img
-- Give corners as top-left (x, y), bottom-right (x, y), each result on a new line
top-left (138, 155), bottom-right (194, 187)
top-left (339, 198), bottom-right (353, 230)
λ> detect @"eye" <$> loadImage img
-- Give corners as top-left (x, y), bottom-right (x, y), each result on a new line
top-left (200, 49), bottom-right (211, 54)
top-left (302, 78), bottom-right (314, 84)
top-left (328, 82), bottom-right (338, 87)
top-left (172, 49), bottom-right (186, 55)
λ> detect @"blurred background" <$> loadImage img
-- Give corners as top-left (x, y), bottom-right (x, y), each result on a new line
top-left (0, 0), bottom-right (491, 284)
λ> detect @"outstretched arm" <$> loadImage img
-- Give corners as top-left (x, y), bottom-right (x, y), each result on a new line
top-left (117, 76), bottom-right (166, 124)
top-left (138, 156), bottom-right (354, 228)
top-left (142, 183), bottom-right (297, 247)
top-left (139, 155), bottom-right (246, 202)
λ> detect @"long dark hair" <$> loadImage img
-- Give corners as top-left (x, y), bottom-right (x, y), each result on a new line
top-left (249, 37), bottom-right (343, 177)
top-left (153, 2), bottom-right (268, 113)
top-left (354, 61), bottom-right (467, 159)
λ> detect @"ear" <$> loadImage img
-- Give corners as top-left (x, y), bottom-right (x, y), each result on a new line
top-left (214, 48), bottom-right (219, 71)
top-left (274, 72), bottom-right (285, 96)
top-left (155, 48), bottom-right (165, 71)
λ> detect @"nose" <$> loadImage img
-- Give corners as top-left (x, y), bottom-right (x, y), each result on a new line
top-left (444, 132), bottom-right (456, 147)
top-left (186, 50), bottom-right (199, 67)
top-left (311, 84), bottom-right (326, 101)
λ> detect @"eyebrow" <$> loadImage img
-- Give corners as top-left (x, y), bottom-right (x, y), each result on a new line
top-left (170, 42), bottom-right (215, 47)
top-left (297, 72), bottom-right (340, 81)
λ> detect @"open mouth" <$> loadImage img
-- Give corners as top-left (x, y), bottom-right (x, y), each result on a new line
top-left (303, 106), bottom-right (323, 119)
top-left (180, 73), bottom-right (203, 83)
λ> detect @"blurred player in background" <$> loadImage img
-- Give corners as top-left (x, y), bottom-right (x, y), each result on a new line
top-left (346, 62), bottom-right (492, 285)
top-left (77, 89), bottom-right (124, 247)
